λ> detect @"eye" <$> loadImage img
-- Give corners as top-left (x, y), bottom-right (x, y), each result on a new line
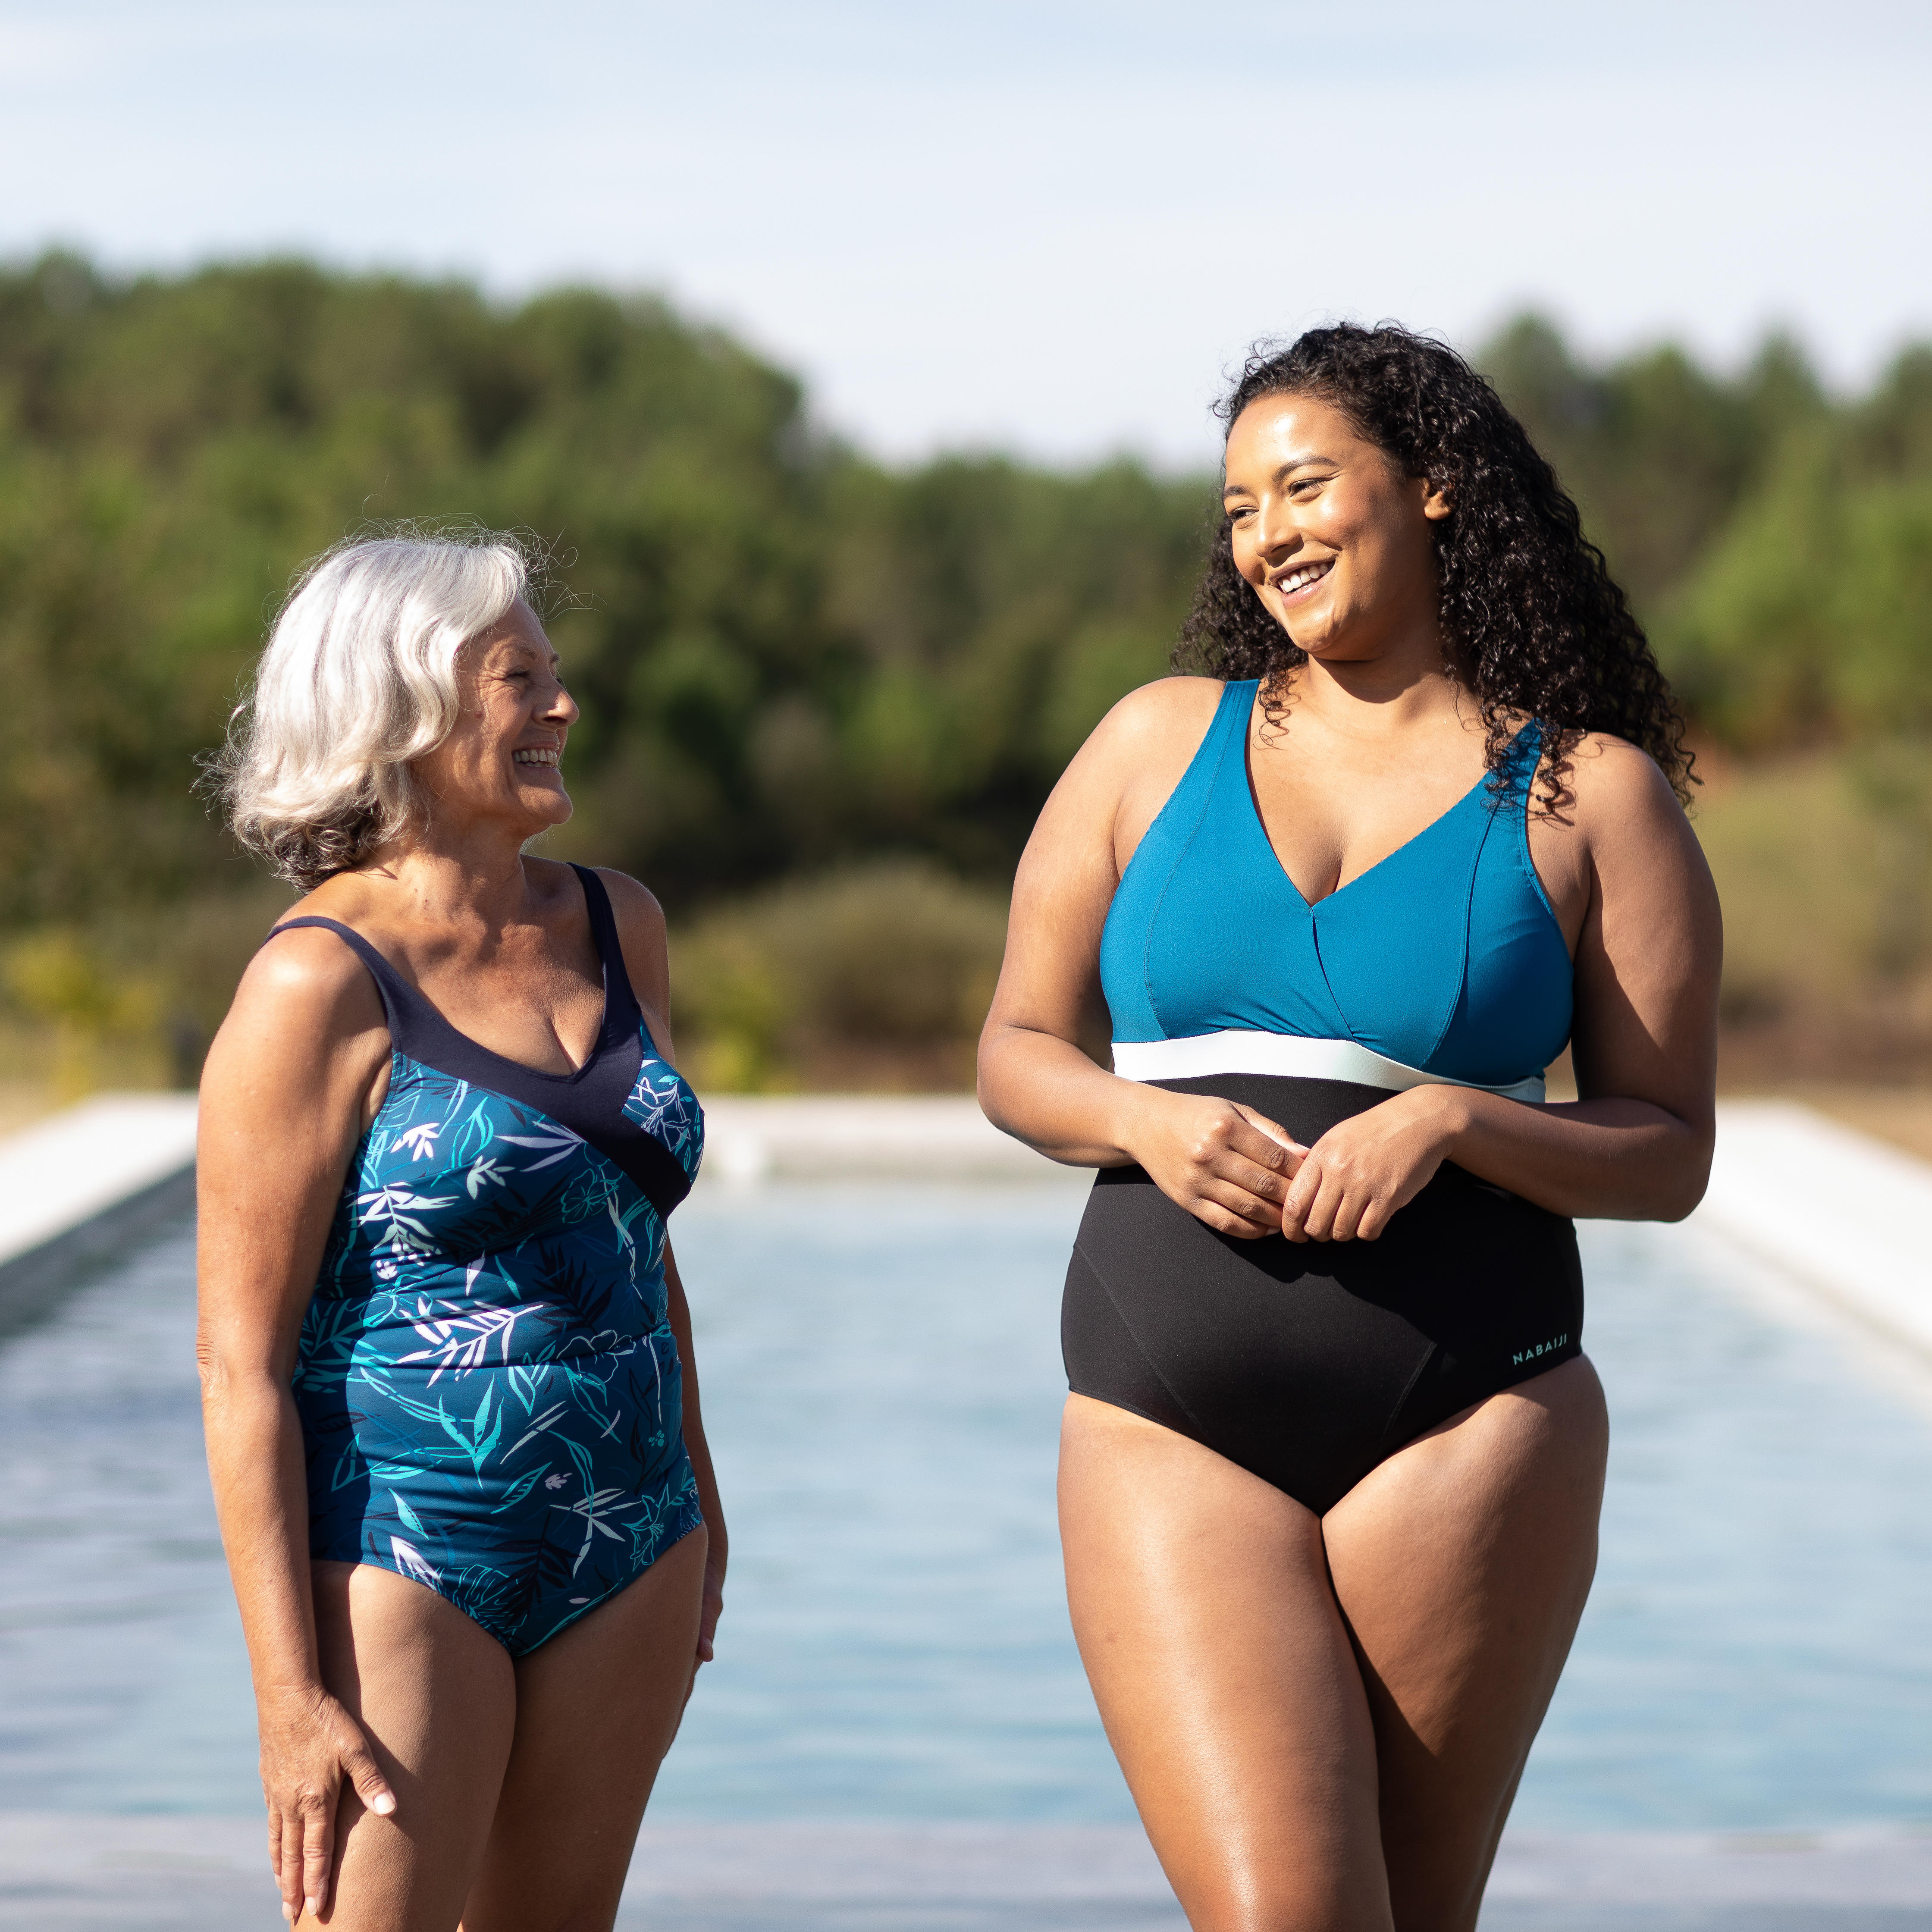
top-left (1288, 477), bottom-right (1325, 498)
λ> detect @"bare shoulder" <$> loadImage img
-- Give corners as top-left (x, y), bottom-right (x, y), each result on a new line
top-left (1080, 675), bottom-right (1224, 766)
top-left (1557, 733), bottom-right (1693, 839)
top-left (238, 919), bottom-right (384, 1031)
top-left (528, 855), bottom-right (666, 955)
top-left (590, 866), bottom-right (671, 1017)
top-left (589, 866), bottom-right (668, 951)
top-left (1053, 676), bottom-right (1226, 815)
top-left (201, 919), bottom-right (389, 1123)
top-left (1560, 735), bottom-right (1719, 951)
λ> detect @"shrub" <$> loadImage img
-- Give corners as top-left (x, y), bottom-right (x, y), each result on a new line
top-left (670, 860), bottom-right (1007, 1090)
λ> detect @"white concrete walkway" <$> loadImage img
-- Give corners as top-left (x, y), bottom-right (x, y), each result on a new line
top-left (0, 1093), bottom-right (198, 1335)
top-left (699, 1094), bottom-right (1049, 1183)
top-left (5, 1813), bottom-right (1932, 1929)
top-left (1690, 1099), bottom-right (1932, 1361)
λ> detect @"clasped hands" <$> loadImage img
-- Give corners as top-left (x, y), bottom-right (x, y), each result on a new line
top-left (1130, 1085), bottom-right (1463, 1242)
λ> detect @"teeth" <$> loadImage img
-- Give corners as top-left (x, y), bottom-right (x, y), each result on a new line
top-left (514, 749), bottom-right (560, 767)
top-left (1280, 561), bottom-right (1331, 593)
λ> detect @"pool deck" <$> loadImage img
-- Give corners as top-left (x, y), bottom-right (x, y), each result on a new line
top-left (4, 1814), bottom-right (1932, 1929)
top-left (5, 1091), bottom-right (1932, 1927)
top-left (1690, 1098), bottom-right (1932, 1361)
top-left (0, 1093), bottom-right (199, 1339)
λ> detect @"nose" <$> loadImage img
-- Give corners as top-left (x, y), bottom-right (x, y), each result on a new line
top-left (1249, 496), bottom-right (1297, 564)
top-left (545, 677), bottom-right (580, 727)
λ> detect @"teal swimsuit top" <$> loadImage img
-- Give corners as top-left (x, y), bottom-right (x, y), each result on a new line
top-left (1099, 680), bottom-right (1573, 1093)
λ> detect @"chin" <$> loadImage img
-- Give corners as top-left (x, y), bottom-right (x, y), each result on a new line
top-left (515, 789), bottom-right (574, 831)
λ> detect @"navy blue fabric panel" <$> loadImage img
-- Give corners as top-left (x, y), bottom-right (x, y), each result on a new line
top-left (271, 865), bottom-right (696, 1221)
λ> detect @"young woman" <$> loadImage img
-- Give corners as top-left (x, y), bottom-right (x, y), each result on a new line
top-left (979, 326), bottom-right (1721, 1932)
top-left (197, 531), bottom-right (724, 1930)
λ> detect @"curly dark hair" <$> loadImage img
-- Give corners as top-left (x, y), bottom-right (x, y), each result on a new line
top-left (1175, 323), bottom-right (1694, 807)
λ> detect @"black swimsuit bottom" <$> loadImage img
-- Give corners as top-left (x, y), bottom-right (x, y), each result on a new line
top-left (1062, 1073), bottom-right (1583, 1515)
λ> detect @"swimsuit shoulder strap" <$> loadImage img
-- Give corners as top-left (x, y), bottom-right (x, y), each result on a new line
top-left (568, 864), bottom-right (645, 1035)
top-left (260, 915), bottom-right (424, 1044)
top-left (1168, 677), bottom-right (1260, 825)
top-left (1471, 719), bottom-right (1545, 815)
top-left (1210, 677), bottom-right (1258, 750)
top-left (1506, 718), bottom-right (1546, 778)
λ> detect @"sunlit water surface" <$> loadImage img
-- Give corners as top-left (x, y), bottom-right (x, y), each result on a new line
top-left (2, 1181), bottom-right (1929, 1829)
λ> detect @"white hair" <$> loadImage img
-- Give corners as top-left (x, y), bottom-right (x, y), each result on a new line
top-left (214, 527), bottom-right (537, 890)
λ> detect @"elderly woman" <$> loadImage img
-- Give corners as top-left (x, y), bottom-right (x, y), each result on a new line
top-left (981, 326), bottom-right (1722, 1932)
top-left (197, 530), bottom-right (723, 1931)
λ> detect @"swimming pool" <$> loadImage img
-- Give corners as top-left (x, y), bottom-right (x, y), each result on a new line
top-left (2, 1179), bottom-right (1929, 1830)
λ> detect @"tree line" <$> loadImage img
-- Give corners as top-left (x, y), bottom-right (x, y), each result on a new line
top-left (3, 254), bottom-right (1929, 1085)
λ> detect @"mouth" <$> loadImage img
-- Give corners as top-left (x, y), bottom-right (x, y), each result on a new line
top-left (1272, 558), bottom-right (1334, 600)
top-left (513, 747), bottom-right (562, 771)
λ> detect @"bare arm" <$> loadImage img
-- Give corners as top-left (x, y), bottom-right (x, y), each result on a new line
top-left (195, 928), bottom-right (397, 1925)
top-left (599, 869), bottom-right (727, 1666)
top-left (663, 1241), bottom-right (724, 1664)
top-left (979, 683), bottom-right (1303, 1238)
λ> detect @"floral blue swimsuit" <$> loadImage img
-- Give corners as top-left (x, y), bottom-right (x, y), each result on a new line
top-left (275, 866), bottom-right (705, 1655)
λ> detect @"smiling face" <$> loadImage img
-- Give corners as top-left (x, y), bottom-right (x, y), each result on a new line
top-left (412, 600), bottom-right (580, 840)
top-left (1222, 392), bottom-right (1452, 669)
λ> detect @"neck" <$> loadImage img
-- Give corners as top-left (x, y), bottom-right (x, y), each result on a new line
top-left (1282, 636), bottom-right (1470, 740)
top-left (363, 816), bottom-right (549, 930)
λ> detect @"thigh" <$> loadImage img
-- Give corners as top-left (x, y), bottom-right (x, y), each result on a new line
top-left (312, 1561), bottom-right (518, 1932)
top-left (1059, 1394), bottom-right (1394, 1932)
top-left (1324, 1355), bottom-right (1609, 1932)
top-left (462, 1524), bottom-right (708, 1932)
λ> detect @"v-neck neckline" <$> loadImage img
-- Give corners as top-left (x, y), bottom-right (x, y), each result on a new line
top-left (395, 879), bottom-right (617, 1085)
top-left (404, 962), bottom-right (615, 1085)
top-left (281, 877), bottom-right (620, 1085)
top-left (1238, 690), bottom-right (1513, 913)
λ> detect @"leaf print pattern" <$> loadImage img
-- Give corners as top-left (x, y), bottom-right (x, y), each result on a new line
top-left (295, 1036), bottom-right (706, 1654)
top-left (624, 1060), bottom-right (706, 1170)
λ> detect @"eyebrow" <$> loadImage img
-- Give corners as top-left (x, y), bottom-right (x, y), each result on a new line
top-left (498, 642), bottom-right (562, 673)
top-left (1223, 455), bottom-right (1342, 497)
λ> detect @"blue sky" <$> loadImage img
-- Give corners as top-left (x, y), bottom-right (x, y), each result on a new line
top-left (2, 0), bottom-right (1926, 464)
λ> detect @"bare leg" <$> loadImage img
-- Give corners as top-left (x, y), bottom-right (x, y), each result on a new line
top-left (1059, 1395), bottom-right (1393, 1932)
top-left (463, 1524), bottom-right (707, 1932)
top-left (1325, 1357), bottom-right (1608, 1932)
top-left (1059, 1358), bottom-right (1607, 1932)
top-left (310, 1561), bottom-right (518, 1931)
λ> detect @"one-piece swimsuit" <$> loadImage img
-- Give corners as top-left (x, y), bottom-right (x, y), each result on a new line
top-left (271, 865), bottom-right (705, 1653)
top-left (1065, 680), bottom-right (1580, 1512)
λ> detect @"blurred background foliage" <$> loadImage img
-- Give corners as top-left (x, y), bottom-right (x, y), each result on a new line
top-left (1, 253), bottom-right (1929, 1094)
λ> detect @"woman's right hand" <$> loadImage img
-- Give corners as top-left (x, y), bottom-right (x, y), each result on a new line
top-left (1124, 1088), bottom-right (1306, 1238)
top-left (258, 1684), bottom-right (396, 1923)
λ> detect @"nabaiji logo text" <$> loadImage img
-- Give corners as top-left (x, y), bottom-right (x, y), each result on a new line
top-left (1512, 1333), bottom-right (1569, 1366)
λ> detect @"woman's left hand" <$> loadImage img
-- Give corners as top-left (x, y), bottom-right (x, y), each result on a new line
top-left (1280, 1087), bottom-right (1463, 1242)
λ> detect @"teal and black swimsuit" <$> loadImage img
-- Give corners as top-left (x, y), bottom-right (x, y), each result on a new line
top-left (271, 866), bottom-right (704, 1654)
top-left (1066, 680), bottom-right (1582, 1513)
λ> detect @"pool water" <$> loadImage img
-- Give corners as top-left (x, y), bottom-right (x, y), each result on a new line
top-left (1, 1181), bottom-right (1929, 1829)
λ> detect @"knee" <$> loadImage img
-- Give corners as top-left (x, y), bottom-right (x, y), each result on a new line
top-left (1182, 1871), bottom-right (1392, 1932)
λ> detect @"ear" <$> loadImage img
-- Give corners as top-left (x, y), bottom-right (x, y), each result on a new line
top-left (1421, 475), bottom-right (1453, 522)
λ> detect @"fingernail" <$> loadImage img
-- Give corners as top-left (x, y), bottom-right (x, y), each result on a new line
top-left (307, 1900), bottom-right (321, 1919)
top-left (371, 1793), bottom-right (396, 1815)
